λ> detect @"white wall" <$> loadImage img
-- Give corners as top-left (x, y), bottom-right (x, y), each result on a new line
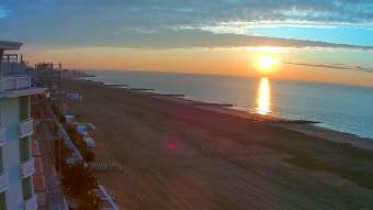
top-left (1, 97), bottom-right (25, 210)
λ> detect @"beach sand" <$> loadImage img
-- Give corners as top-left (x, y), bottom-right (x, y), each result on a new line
top-left (62, 78), bottom-right (373, 210)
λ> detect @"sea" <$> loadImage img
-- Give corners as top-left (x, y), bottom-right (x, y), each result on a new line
top-left (84, 70), bottom-right (373, 139)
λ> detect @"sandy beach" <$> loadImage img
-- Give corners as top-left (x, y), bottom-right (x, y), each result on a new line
top-left (61, 78), bottom-right (373, 210)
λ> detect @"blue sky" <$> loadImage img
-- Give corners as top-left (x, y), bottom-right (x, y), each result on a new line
top-left (253, 25), bottom-right (373, 47)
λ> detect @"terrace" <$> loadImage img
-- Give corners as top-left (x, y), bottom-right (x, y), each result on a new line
top-left (0, 41), bottom-right (45, 98)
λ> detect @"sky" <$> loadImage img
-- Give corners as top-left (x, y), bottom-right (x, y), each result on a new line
top-left (1, 0), bottom-right (373, 86)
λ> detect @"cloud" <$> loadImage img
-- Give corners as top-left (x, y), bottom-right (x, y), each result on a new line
top-left (285, 61), bottom-right (373, 73)
top-left (17, 29), bottom-right (373, 50)
top-left (2, 1), bottom-right (373, 27)
top-left (0, 0), bottom-right (373, 48)
top-left (113, 30), bottom-right (373, 49)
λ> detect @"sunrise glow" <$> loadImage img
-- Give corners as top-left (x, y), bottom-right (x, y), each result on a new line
top-left (257, 55), bottom-right (279, 74)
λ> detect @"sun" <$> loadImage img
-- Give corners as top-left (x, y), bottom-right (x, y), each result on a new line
top-left (257, 55), bottom-right (279, 73)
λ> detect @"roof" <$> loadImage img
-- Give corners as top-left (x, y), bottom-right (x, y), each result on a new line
top-left (0, 40), bottom-right (23, 50)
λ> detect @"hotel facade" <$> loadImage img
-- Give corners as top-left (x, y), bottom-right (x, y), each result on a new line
top-left (0, 41), bottom-right (44, 210)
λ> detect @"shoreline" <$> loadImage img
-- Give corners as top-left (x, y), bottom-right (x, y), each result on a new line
top-left (63, 78), bottom-right (373, 209)
top-left (81, 78), bottom-right (373, 151)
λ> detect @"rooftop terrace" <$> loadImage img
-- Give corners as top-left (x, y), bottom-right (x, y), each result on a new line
top-left (0, 40), bottom-right (45, 98)
top-left (0, 40), bottom-right (22, 50)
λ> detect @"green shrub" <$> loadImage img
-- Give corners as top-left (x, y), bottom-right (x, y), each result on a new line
top-left (61, 163), bottom-right (98, 196)
top-left (82, 149), bottom-right (95, 162)
top-left (66, 126), bottom-right (95, 162)
top-left (77, 191), bottom-right (101, 210)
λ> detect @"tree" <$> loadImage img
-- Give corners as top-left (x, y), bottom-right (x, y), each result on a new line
top-left (61, 163), bottom-right (101, 209)
top-left (77, 191), bottom-right (101, 210)
top-left (82, 149), bottom-right (95, 162)
top-left (61, 163), bottom-right (98, 197)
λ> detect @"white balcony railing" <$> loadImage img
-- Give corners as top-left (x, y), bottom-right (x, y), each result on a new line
top-left (0, 172), bottom-right (9, 193)
top-left (0, 76), bottom-right (31, 92)
top-left (24, 194), bottom-right (38, 210)
top-left (95, 185), bottom-right (119, 210)
top-left (20, 119), bottom-right (33, 138)
top-left (20, 158), bottom-right (35, 178)
top-left (0, 127), bottom-right (5, 146)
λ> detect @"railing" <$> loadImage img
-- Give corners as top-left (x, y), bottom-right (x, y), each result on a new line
top-left (3, 54), bottom-right (19, 63)
top-left (58, 124), bottom-right (118, 209)
top-left (20, 158), bottom-right (35, 178)
top-left (0, 75), bottom-right (31, 92)
top-left (0, 127), bottom-right (5, 146)
top-left (0, 172), bottom-right (9, 193)
top-left (24, 194), bottom-right (38, 210)
top-left (58, 124), bottom-right (84, 162)
top-left (20, 119), bottom-right (33, 138)
top-left (95, 185), bottom-right (119, 210)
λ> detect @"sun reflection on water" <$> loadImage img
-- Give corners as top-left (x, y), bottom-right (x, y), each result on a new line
top-left (256, 77), bottom-right (271, 115)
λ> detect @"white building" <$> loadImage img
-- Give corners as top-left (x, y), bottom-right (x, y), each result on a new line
top-left (0, 41), bottom-right (45, 210)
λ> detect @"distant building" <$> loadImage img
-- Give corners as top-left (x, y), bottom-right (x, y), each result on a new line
top-left (30, 62), bottom-right (63, 108)
top-left (0, 41), bottom-right (45, 210)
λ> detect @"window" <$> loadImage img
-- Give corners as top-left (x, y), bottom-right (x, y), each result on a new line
top-left (19, 137), bottom-right (30, 163)
top-left (19, 96), bottom-right (29, 121)
top-left (0, 148), bottom-right (3, 173)
top-left (22, 177), bottom-right (32, 200)
top-left (0, 192), bottom-right (6, 210)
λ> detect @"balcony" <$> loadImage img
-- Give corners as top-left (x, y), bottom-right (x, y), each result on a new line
top-left (20, 119), bottom-right (33, 138)
top-left (0, 75), bottom-right (31, 92)
top-left (0, 75), bottom-right (45, 99)
top-left (0, 127), bottom-right (5, 146)
top-left (24, 194), bottom-right (38, 210)
top-left (20, 158), bottom-right (35, 178)
top-left (0, 172), bottom-right (9, 193)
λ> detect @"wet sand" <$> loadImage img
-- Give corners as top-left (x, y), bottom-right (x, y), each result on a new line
top-left (62, 78), bottom-right (373, 210)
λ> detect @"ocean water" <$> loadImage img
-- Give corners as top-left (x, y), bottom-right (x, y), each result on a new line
top-left (84, 70), bottom-right (373, 139)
